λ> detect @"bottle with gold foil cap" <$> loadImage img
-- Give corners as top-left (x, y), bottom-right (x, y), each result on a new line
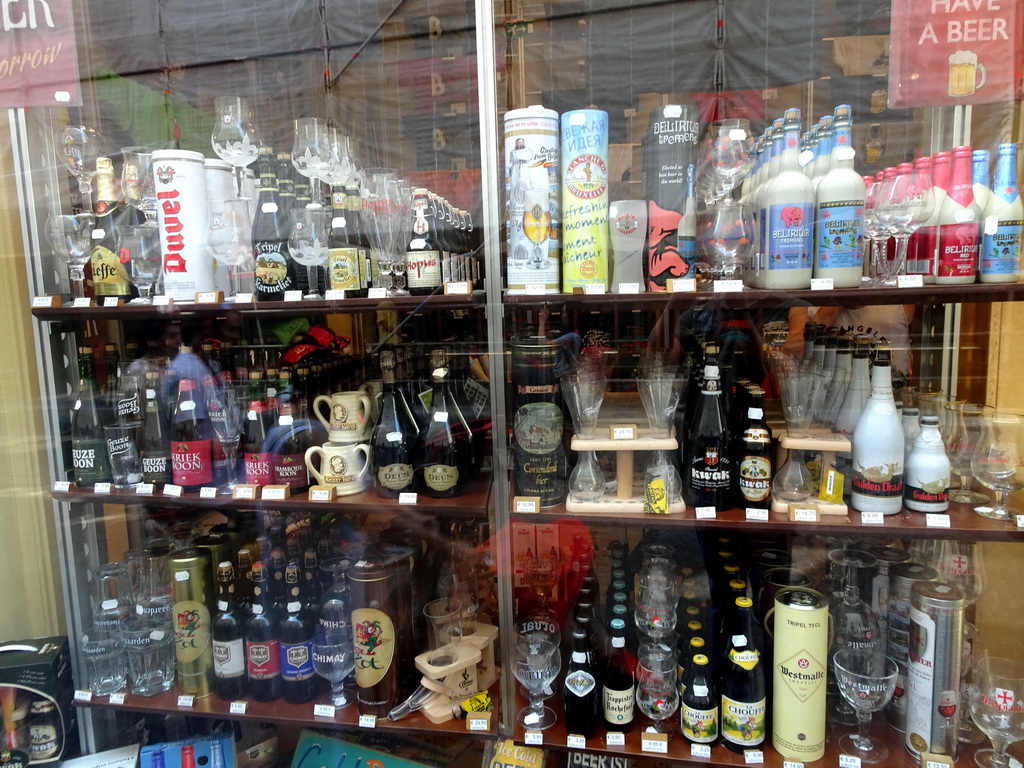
top-left (168, 549), bottom-right (216, 697)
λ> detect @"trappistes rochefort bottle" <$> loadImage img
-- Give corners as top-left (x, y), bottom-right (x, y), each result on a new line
top-left (71, 346), bottom-right (113, 485)
top-left (372, 350), bottom-right (418, 497)
top-left (602, 615), bottom-right (635, 733)
top-left (685, 355), bottom-right (732, 509)
top-left (720, 596), bottom-right (766, 752)
top-left (413, 349), bottom-right (471, 498)
top-left (253, 145), bottom-right (297, 301)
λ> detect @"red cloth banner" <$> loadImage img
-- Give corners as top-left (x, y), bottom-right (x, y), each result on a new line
top-left (0, 0), bottom-right (81, 107)
top-left (888, 0), bottom-right (1023, 108)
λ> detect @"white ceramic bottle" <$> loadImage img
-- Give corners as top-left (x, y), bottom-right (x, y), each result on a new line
top-left (851, 344), bottom-right (905, 515)
top-left (814, 105), bottom-right (866, 288)
top-left (980, 142), bottom-right (1023, 283)
top-left (762, 108), bottom-right (815, 289)
top-left (903, 414), bottom-right (950, 513)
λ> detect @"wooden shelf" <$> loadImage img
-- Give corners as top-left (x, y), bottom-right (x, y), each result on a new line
top-left (516, 498), bottom-right (1024, 541)
top-left (30, 291), bottom-right (484, 322)
top-left (52, 476), bottom-right (492, 519)
top-left (75, 682), bottom-right (499, 740)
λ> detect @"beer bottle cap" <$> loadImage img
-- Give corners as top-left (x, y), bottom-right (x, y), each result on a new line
top-left (735, 596), bottom-right (753, 608)
top-left (693, 654), bottom-right (709, 666)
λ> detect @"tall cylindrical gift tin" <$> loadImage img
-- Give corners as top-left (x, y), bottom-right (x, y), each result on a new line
top-left (168, 550), bottom-right (216, 697)
top-left (869, 545), bottom-right (911, 650)
top-left (770, 587), bottom-right (829, 762)
top-left (153, 149), bottom-right (214, 300)
top-left (561, 108), bottom-right (610, 292)
top-left (886, 562), bottom-right (937, 730)
top-left (349, 556), bottom-right (403, 716)
top-left (204, 158), bottom-right (235, 295)
top-left (505, 106), bottom-right (560, 293)
top-left (905, 581), bottom-right (965, 759)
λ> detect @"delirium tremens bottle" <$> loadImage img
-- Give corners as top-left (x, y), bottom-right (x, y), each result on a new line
top-left (981, 142), bottom-right (1023, 283)
top-left (761, 108), bottom-right (814, 289)
top-left (936, 146), bottom-right (982, 284)
top-left (813, 104), bottom-right (865, 287)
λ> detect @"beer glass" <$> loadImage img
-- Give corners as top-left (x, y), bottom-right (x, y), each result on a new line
top-left (872, 164), bottom-right (934, 285)
top-left (79, 632), bottom-right (127, 696)
top-left (211, 97), bottom-right (261, 197)
top-left (695, 119), bottom-right (756, 203)
top-left (103, 424), bottom-right (143, 489)
top-left (58, 125), bottom-right (105, 212)
top-left (46, 213), bottom-right (94, 300)
top-left (971, 412), bottom-right (1024, 521)
top-left (522, 188), bottom-right (552, 270)
top-left (291, 117), bottom-right (332, 202)
top-left (422, 598), bottom-right (463, 667)
top-left (120, 620), bottom-right (175, 696)
top-left (288, 206), bottom-right (330, 300)
top-left (945, 404), bottom-right (995, 504)
top-left (696, 201), bottom-right (756, 281)
top-left (360, 168), bottom-right (401, 295)
top-left (121, 147), bottom-right (157, 226)
top-left (638, 373), bottom-right (685, 438)
top-left (513, 638), bottom-right (560, 730)
top-left (968, 655), bottom-right (1024, 768)
top-left (122, 225), bottom-right (161, 303)
top-left (313, 629), bottom-right (355, 707)
top-left (205, 199), bottom-right (254, 298)
top-left (834, 649), bottom-right (899, 763)
top-left (205, 380), bottom-right (246, 493)
top-left (635, 643), bottom-right (679, 734)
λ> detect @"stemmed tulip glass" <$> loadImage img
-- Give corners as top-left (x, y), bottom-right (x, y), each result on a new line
top-left (205, 381), bottom-right (245, 493)
top-left (873, 163), bottom-right (934, 285)
top-left (971, 412), bottom-right (1024, 521)
top-left (862, 175), bottom-right (888, 283)
top-left (522, 555), bottom-right (559, 629)
top-left (291, 118), bottom-right (333, 207)
top-left (288, 206), bottom-right (330, 300)
top-left (635, 644), bottom-right (679, 735)
top-left (312, 628), bottom-right (355, 707)
top-left (360, 168), bottom-right (400, 295)
top-left (58, 125), bottom-right (105, 212)
top-left (833, 650), bottom-right (899, 763)
top-left (969, 656), bottom-right (1024, 768)
top-left (696, 201), bottom-right (755, 281)
top-left (46, 212), bottom-right (95, 299)
top-left (211, 97), bottom-right (261, 197)
top-left (635, 572), bottom-right (677, 641)
top-left (945, 403), bottom-right (994, 503)
top-left (122, 225), bottom-right (161, 303)
top-left (320, 127), bottom-right (356, 189)
top-left (513, 638), bottom-right (560, 730)
top-left (205, 199), bottom-right (254, 298)
top-left (695, 119), bottom-right (757, 203)
top-left (121, 147), bottom-right (157, 226)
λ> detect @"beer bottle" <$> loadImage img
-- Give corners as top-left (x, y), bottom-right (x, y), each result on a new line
top-left (681, 653), bottom-right (719, 744)
top-left (413, 349), bottom-right (471, 497)
top-left (90, 157), bottom-right (134, 300)
top-left (563, 628), bottom-right (600, 738)
top-left (738, 389), bottom-right (773, 510)
top-left (253, 146), bottom-right (297, 301)
top-left (720, 596), bottom-right (766, 752)
top-left (935, 145), bottom-right (982, 284)
top-left (851, 343), bottom-right (904, 515)
top-left (246, 561), bottom-right (282, 701)
top-left (762, 108), bottom-right (814, 289)
top-left (270, 371), bottom-right (313, 492)
top-left (212, 561), bottom-right (248, 700)
top-left (981, 142), bottom-right (1023, 284)
top-left (327, 183), bottom-right (362, 296)
top-left (243, 371), bottom-right (271, 486)
top-left (279, 561), bottom-right (317, 703)
top-left (904, 413), bottom-right (950, 513)
top-left (347, 183), bottom-right (373, 291)
top-left (372, 350), bottom-right (418, 497)
top-left (685, 355), bottom-right (732, 509)
top-left (301, 549), bottom-right (321, 622)
top-left (602, 615), bottom-right (635, 733)
top-left (71, 346), bottom-right (113, 485)
top-left (406, 188), bottom-right (443, 295)
top-left (170, 376), bottom-right (214, 491)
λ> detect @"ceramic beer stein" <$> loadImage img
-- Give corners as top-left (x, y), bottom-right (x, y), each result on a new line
top-left (313, 391), bottom-right (373, 443)
top-left (304, 442), bottom-right (370, 496)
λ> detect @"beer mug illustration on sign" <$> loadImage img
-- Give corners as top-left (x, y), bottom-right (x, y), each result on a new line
top-left (313, 391), bottom-right (373, 442)
top-left (948, 50), bottom-right (987, 98)
top-left (305, 442), bottom-right (370, 495)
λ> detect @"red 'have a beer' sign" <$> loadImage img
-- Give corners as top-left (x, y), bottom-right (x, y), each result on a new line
top-left (0, 0), bottom-right (81, 107)
top-left (888, 0), bottom-right (1023, 108)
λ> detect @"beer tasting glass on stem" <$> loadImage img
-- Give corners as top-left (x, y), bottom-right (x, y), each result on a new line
top-left (695, 119), bottom-right (756, 203)
top-left (635, 643), bottom-right (679, 735)
top-left (833, 649), bottom-right (899, 763)
top-left (513, 638), bottom-right (560, 730)
top-left (944, 403), bottom-right (993, 504)
top-left (205, 381), bottom-right (245, 493)
top-left (288, 206), bottom-right (330, 300)
top-left (360, 168), bottom-right (400, 295)
top-left (211, 97), bottom-right (261, 198)
top-left (58, 125), bottom-right (105, 212)
top-left (968, 656), bottom-right (1024, 768)
top-left (122, 225), bottom-right (161, 303)
top-left (390, 179), bottom-right (413, 294)
top-left (971, 412), bottom-right (1024, 521)
top-left (121, 147), bottom-right (158, 226)
top-left (521, 555), bottom-right (559, 639)
top-left (205, 199), bottom-right (254, 298)
top-left (291, 117), bottom-right (333, 206)
top-left (46, 212), bottom-right (94, 299)
top-left (696, 201), bottom-right (756, 281)
top-left (872, 163), bottom-right (934, 285)
top-left (312, 628), bottom-right (355, 708)
top-left (828, 550), bottom-right (880, 725)
top-left (638, 372), bottom-right (685, 438)
top-left (635, 572), bottom-right (678, 641)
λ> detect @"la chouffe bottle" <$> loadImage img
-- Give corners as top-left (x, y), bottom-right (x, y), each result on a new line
top-left (981, 142), bottom-right (1023, 283)
top-left (681, 653), bottom-right (719, 745)
top-left (719, 596), bottom-right (766, 752)
top-left (851, 343), bottom-right (904, 514)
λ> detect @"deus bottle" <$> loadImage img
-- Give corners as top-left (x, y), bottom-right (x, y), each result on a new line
top-left (563, 628), bottom-right (600, 738)
top-left (372, 350), bottom-right (418, 497)
top-left (246, 561), bottom-right (282, 701)
top-left (413, 349), bottom-right (471, 497)
top-left (212, 561), bottom-right (248, 700)
top-left (71, 346), bottom-right (113, 485)
top-left (720, 596), bottom-right (766, 752)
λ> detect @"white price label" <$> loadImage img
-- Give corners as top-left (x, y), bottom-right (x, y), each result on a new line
top-left (177, 695), bottom-right (194, 708)
top-left (313, 704), bottom-right (336, 718)
top-left (174, 570), bottom-right (190, 582)
top-left (691, 744), bottom-right (713, 759)
top-left (714, 279), bottom-right (744, 293)
top-left (94, 483), bottom-right (111, 494)
top-left (230, 701), bottom-right (247, 715)
top-left (262, 487), bottom-right (287, 500)
top-left (612, 427), bottom-right (635, 440)
top-left (839, 755), bottom-right (861, 768)
top-left (516, 499), bottom-right (538, 513)
top-left (524, 284), bottom-right (546, 295)
top-left (74, 689), bottom-right (92, 702)
top-left (358, 714), bottom-right (377, 728)
top-left (793, 507), bottom-right (817, 522)
top-left (164, 484), bottom-right (183, 497)
top-left (670, 277), bottom-right (697, 293)
top-left (279, 415), bottom-right (294, 426)
top-left (310, 489), bottom-right (332, 501)
top-left (368, 287), bottom-right (387, 299)
top-left (196, 292), bottom-right (218, 304)
top-left (524, 731), bottom-right (543, 745)
top-left (567, 735), bottom-right (586, 749)
top-left (695, 506), bottom-right (717, 519)
top-left (324, 289), bottom-right (345, 301)
top-left (746, 508), bottom-right (770, 521)
top-left (434, 411), bottom-right (449, 422)
top-left (926, 513), bottom-right (951, 528)
top-left (1006, 759), bottom-right (1021, 768)
top-left (583, 283), bottom-right (606, 295)
top-left (898, 274), bottom-right (924, 288)
top-left (53, 481), bottom-right (71, 492)
top-left (153, 295), bottom-right (172, 305)
top-left (398, 492), bottom-right (418, 505)
top-left (284, 290), bottom-right (304, 302)
top-left (729, 128), bottom-right (748, 141)
top-left (641, 736), bottom-right (668, 754)
top-left (744, 750), bottom-right (764, 764)
top-left (109, 692), bottom-right (126, 705)
top-left (103, 297), bottom-right (120, 307)
top-left (261, 202), bottom-right (279, 213)
top-left (861, 511), bottom-right (884, 525)
top-left (235, 486), bottom-right (255, 499)
top-left (468, 718), bottom-right (488, 731)
top-left (784, 762), bottom-right (805, 768)
top-left (606, 733), bottom-right (626, 746)
top-left (32, 296), bottom-right (54, 307)
top-left (1016, 514), bottom-right (1024, 529)
top-left (180, 400), bottom-right (196, 411)
top-left (101, 599), bottom-right (118, 610)
top-left (617, 282), bottom-right (640, 294)
top-left (234, 293), bottom-right (253, 303)
top-left (199, 486), bottom-right (218, 499)
top-left (73, 297), bottom-right (92, 307)
top-left (446, 281), bottom-right (470, 294)
top-left (386, 431), bottom-right (402, 442)
top-left (810, 278), bottom-right (834, 290)
top-left (136, 484), bottom-right (154, 495)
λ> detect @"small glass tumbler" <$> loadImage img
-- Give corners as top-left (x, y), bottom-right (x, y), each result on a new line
top-left (79, 632), bottom-right (126, 696)
top-left (120, 620), bottom-right (175, 696)
top-left (103, 423), bottom-right (143, 489)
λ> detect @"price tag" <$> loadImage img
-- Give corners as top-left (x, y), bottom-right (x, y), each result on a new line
top-left (784, 762), bottom-right (805, 768)
top-left (793, 507), bottom-right (818, 522)
top-left (103, 297), bottom-right (121, 307)
top-left (567, 735), bottom-right (586, 749)
top-left (33, 296), bottom-right (55, 307)
top-left (669, 277), bottom-right (697, 293)
top-left (177, 695), bottom-right (194, 708)
top-left (93, 483), bottom-right (111, 494)
top-left (524, 731), bottom-right (543, 745)
top-left (73, 297), bottom-right (92, 307)
top-left (810, 278), bottom-right (834, 291)
top-left (164, 484), bottom-right (183, 497)
top-left (744, 750), bottom-right (765, 764)
top-left (153, 295), bottom-right (172, 305)
top-left (434, 411), bottom-right (449, 422)
top-left (839, 755), bottom-right (861, 768)
top-left (196, 292), bottom-right (219, 304)
top-left (229, 701), bottom-right (247, 715)
top-left (612, 426), bottom-right (635, 440)
top-left (524, 284), bottom-right (546, 295)
top-left (861, 511), bottom-right (884, 525)
top-left (746, 508), bottom-right (770, 521)
top-left (926, 513), bottom-right (951, 528)
top-left (399, 492), bottom-right (418, 505)
top-left (468, 718), bottom-right (488, 731)
top-left (516, 498), bottom-right (539, 513)
top-left (583, 283), bottom-right (606, 295)
top-left (445, 281), bottom-right (470, 294)
top-left (55, 90), bottom-right (71, 102)
top-left (234, 293), bottom-right (253, 304)
top-left (1016, 515), bottom-right (1024, 529)
top-left (262, 486), bottom-right (287, 501)
top-left (368, 287), bottom-right (387, 299)
top-left (233, 485), bottom-right (256, 500)
top-left (714, 279), bottom-right (744, 293)
top-left (310, 488), bottom-right (332, 502)
top-left (109, 692), bottom-right (126, 705)
top-left (641, 733), bottom-right (669, 753)
top-left (53, 481), bottom-right (71, 492)
top-left (136, 484), bottom-right (154, 496)
top-left (313, 704), bottom-right (336, 718)
top-left (606, 733), bottom-right (626, 746)
top-left (284, 290), bottom-right (304, 302)
top-left (74, 689), bottom-right (92, 702)
top-left (358, 714), bottom-right (377, 728)
top-left (695, 506), bottom-right (717, 519)
top-left (324, 289), bottom-right (345, 301)
top-left (194, 487), bottom-right (216, 500)
top-left (898, 274), bottom-right (924, 288)
top-left (618, 282), bottom-right (640, 294)
top-left (691, 744), bottom-right (713, 759)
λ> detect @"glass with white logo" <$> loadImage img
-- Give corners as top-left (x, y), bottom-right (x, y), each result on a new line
top-left (833, 649), bottom-right (898, 763)
top-left (968, 656), bottom-right (1024, 768)
top-left (635, 643), bottom-right (679, 735)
